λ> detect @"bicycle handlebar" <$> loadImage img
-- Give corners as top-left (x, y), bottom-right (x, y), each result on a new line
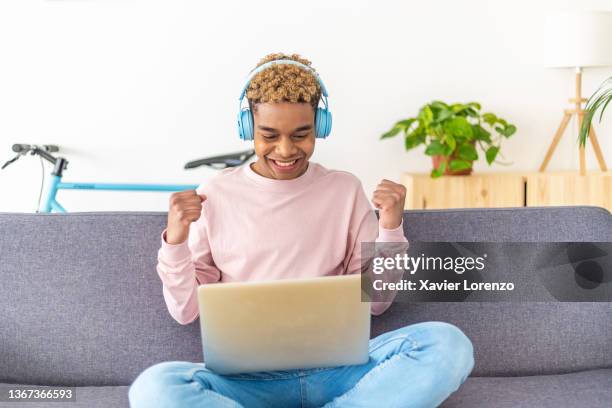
top-left (12, 144), bottom-right (30, 153)
top-left (12, 144), bottom-right (59, 154)
top-left (2, 144), bottom-right (64, 171)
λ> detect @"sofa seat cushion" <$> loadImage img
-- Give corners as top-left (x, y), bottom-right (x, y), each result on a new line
top-left (0, 384), bottom-right (128, 408)
top-left (3, 370), bottom-right (611, 407)
top-left (442, 369), bottom-right (612, 408)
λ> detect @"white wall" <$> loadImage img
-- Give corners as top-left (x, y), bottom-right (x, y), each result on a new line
top-left (1, 0), bottom-right (611, 212)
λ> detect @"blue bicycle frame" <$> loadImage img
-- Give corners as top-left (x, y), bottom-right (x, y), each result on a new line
top-left (42, 175), bottom-right (197, 213)
top-left (4, 144), bottom-right (251, 213)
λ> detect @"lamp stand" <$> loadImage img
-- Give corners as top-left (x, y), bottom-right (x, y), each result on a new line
top-left (539, 67), bottom-right (608, 176)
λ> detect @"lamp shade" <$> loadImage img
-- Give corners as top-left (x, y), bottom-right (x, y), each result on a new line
top-left (545, 11), bottom-right (612, 68)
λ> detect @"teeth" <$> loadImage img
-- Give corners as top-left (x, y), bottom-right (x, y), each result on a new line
top-left (273, 159), bottom-right (297, 167)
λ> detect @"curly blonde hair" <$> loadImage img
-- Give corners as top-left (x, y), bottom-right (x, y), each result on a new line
top-left (246, 53), bottom-right (321, 111)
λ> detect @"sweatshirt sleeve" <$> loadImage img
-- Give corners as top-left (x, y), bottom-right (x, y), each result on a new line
top-left (344, 183), bottom-right (409, 316)
top-left (156, 209), bottom-right (221, 325)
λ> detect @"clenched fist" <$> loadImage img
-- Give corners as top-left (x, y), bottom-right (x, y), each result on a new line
top-left (165, 190), bottom-right (206, 245)
top-left (371, 179), bottom-right (406, 230)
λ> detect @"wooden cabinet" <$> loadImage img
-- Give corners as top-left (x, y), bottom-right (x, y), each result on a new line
top-left (526, 171), bottom-right (611, 210)
top-left (400, 171), bottom-right (612, 211)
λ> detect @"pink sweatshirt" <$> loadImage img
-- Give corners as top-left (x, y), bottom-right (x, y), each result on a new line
top-left (157, 162), bottom-right (408, 324)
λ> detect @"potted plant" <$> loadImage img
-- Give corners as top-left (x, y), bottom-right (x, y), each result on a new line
top-left (579, 76), bottom-right (612, 145)
top-left (380, 101), bottom-right (517, 178)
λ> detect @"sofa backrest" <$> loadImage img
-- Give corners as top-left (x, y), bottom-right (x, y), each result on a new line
top-left (0, 207), bottom-right (610, 386)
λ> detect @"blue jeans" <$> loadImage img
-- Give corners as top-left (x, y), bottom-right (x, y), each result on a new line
top-left (128, 321), bottom-right (474, 408)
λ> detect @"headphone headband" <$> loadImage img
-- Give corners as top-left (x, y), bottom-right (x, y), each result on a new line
top-left (236, 58), bottom-right (332, 140)
top-left (238, 59), bottom-right (329, 101)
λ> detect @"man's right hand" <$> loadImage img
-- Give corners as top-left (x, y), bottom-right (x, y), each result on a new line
top-left (165, 190), bottom-right (206, 245)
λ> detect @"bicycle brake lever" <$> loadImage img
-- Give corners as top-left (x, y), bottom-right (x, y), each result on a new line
top-left (1, 154), bottom-right (20, 170)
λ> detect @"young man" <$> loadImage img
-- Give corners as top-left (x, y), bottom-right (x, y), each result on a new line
top-left (129, 53), bottom-right (474, 408)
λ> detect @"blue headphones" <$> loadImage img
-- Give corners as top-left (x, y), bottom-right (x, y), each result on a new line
top-left (237, 59), bottom-right (332, 141)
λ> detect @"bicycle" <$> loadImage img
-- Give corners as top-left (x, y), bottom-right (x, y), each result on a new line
top-left (2, 144), bottom-right (255, 213)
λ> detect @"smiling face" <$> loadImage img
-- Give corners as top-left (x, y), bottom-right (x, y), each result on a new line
top-left (251, 102), bottom-right (316, 180)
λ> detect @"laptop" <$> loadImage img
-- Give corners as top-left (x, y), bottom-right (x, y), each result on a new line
top-left (197, 274), bottom-right (371, 375)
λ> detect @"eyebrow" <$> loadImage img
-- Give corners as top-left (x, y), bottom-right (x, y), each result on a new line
top-left (257, 125), bottom-right (313, 133)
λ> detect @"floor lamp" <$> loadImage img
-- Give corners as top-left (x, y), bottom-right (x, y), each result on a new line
top-left (540, 11), bottom-right (612, 176)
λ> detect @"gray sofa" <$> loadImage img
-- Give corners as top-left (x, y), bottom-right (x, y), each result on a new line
top-left (1, 206), bottom-right (611, 408)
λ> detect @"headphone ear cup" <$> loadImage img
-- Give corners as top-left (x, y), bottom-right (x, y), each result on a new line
top-left (315, 108), bottom-right (332, 139)
top-left (238, 109), bottom-right (254, 141)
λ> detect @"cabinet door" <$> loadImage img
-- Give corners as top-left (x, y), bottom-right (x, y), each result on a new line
top-left (526, 172), bottom-right (612, 212)
top-left (401, 173), bottom-right (526, 209)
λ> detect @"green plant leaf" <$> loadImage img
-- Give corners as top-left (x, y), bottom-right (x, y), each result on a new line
top-left (431, 101), bottom-right (451, 121)
top-left (431, 160), bottom-right (447, 178)
top-left (579, 112), bottom-right (593, 145)
top-left (451, 103), bottom-right (466, 113)
top-left (424, 140), bottom-right (446, 156)
top-left (380, 126), bottom-right (402, 139)
top-left (444, 134), bottom-right (456, 151)
top-left (418, 105), bottom-right (434, 126)
top-left (472, 124), bottom-right (491, 142)
top-left (501, 124), bottom-right (516, 137)
top-left (482, 113), bottom-right (497, 126)
top-left (405, 134), bottom-right (423, 150)
top-left (417, 133), bottom-right (427, 147)
top-left (596, 89), bottom-right (612, 121)
top-left (581, 78), bottom-right (612, 144)
top-left (431, 101), bottom-right (450, 110)
top-left (431, 124), bottom-right (444, 137)
top-left (443, 144), bottom-right (454, 156)
top-left (449, 159), bottom-right (473, 171)
top-left (457, 143), bottom-right (478, 161)
top-left (451, 102), bottom-right (481, 117)
top-left (443, 117), bottom-right (473, 139)
top-left (464, 108), bottom-right (480, 118)
top-left (486, 146), bottom-right (499, 165)
top-left (380, 118), bottom-right (418, 139)
top-left (434, 108), bottom-right (453, 123)
top-left (396, 118), bottom-right (417, 130)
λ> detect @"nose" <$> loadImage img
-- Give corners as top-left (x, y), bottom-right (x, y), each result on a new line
top-left (276, 136), bottom-right (298, 158)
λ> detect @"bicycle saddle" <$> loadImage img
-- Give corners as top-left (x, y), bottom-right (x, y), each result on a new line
top-left (184, 149), bottom-right (256, 170)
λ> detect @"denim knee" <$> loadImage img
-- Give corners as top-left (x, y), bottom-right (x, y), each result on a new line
top-left (128, 361), bottom-right (197, 408)
top-left (419, 321), bottom-right (475, 382)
